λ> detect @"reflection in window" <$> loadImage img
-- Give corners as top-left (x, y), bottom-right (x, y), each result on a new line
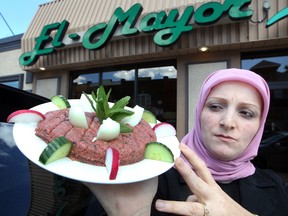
top-left (137, 66), bottom-right (177, 126)
top-left (242, 54), bottom-right (288, 132)
top-left (73, 73), bottom-right (99, 85)
top-left (71, 73), bottom-right (100, 98)
top-left (0, 74), bottom-right (23, 89)
top-left (138, 66), bottom-right (177, 80)
top-left (70, 64), bottom-right (177, 127)
top-left (243, 54), bottom-right (288, 180)
top-left (104, 70), bottom-right (135, 81)
top-left (2, 81), bottom-right (19, 88)
top-left (102, 70), bottom-right (135, 107)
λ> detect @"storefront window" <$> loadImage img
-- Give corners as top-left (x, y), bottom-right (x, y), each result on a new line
top-left (0, 74), bottom-right (23, 89)
top-left (242, 54), bottom-right (288, 132)
top-left (242, 52), bottom-right (288, 180)
top-left (137, 66), bottom-right (177, 126)
top-left (71, 71), bottom-right (100, 98)
top-left (70, 61), bottom-right (177, 126)
top-left (102, 70), bottom-right (135, 107)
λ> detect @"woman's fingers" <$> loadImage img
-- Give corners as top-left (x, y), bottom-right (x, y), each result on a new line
top-left (156, 199), bottom-right (205, 216)
top-left (186, 195), bottom-right (198, 202)
top-left (179, 143), bottom-right (217, 186)
top-left (174, 156), bottom-right (211, 199)
top-left (174, 143), bottom-right (221, 200)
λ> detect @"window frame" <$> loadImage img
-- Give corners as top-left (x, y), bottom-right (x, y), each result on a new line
top-left (0, 74), bottom-right (24, 89)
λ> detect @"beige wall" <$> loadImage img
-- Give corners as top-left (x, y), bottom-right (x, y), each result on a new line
top-left (187, 62), bottom-right (228, 130)
top-left (0, 49), bottom-right (22, 74)
top-left (0, 49), bottom-right (32, 90)
top-left (33, 70), bottom-right (70, 99)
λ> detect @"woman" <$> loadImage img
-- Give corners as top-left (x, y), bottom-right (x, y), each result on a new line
top-left (86, 68), bottom-right (288, 216)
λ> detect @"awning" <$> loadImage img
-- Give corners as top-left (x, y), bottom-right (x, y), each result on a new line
top-left (22, 0), bottom-right (200, 53)
top-left (20, 0), bottom-right (288, 71)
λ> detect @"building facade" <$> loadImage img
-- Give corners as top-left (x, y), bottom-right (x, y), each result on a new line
top-left (0, 0), bottom-right (286, 180)
top-left (19, 0), bottom-right (288, 140)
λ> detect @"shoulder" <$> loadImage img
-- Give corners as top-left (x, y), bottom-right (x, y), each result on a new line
top-left (242, 168), bottom-right (288, 205)
top-left (236, 169), bottom-right (288, 215)
top-left (249, 168), bottom-right (287, 188)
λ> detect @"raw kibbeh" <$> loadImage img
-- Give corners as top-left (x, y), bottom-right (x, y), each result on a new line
top-left (35, 109), bottom-right (157, 166)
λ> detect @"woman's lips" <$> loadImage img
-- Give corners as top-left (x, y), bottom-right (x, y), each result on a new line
top-left (215, 134), bottom-right (236, 142)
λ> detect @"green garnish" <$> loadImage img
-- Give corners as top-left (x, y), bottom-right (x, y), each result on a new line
top-left (83, 86), bottom-right (134, 133)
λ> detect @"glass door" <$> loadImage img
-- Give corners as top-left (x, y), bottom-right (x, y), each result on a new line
top-left (137, 66), bottom-right (177, 126)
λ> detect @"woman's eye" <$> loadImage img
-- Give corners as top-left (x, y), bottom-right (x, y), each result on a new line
top-left (208, 103), bottom-right (223, 111)
top-left (239, 110), bottom-right (255, 119)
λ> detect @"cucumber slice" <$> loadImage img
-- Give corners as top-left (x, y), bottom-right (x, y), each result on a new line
top-left (39, 136), bottom-right (72, 165)
top-left (144, 142), bottom-right (174, 163)
top-left (51, 95), bottom-right (71, 109)
top-left (142, 110), bottom-right (157, 124)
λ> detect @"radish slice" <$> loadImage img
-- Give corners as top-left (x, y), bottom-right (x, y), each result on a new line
top-left (153, 122), bottom-right (176, 138)
top-left (97, 118), bottom-right (120, 141)
top-left (121, 105), bottom-right (144, 126)
top-left (69, 105), bottom-right (88, 129)
top-left (105, 147), bottom-right (120, 180)
top-left (7, 109), bottom-right (45, 123)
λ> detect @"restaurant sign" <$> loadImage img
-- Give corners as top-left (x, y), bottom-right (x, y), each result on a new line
top-left (19, 0), bottom-right (288, 66)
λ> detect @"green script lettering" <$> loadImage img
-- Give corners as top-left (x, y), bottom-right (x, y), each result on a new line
top-left (266, 6), bottom-right (288, 27)
top-left (19, 0), bottom-right (259, 66)
top-left (19, 20), bottom-right (69, 66)
top-left (83, 3), bottom-right (142, 50)
top-left (52, 20), bottom-right (69, 47)
top-left (140, 6), bottom-right (194, 46)
top-left (194, 0), bottom-right (253, 25)
top-left (227, 0), bottom-right (253, 20)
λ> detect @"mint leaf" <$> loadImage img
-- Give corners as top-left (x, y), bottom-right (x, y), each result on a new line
top-left (120, 122), bottom-right (133, 133)
top-left (84, 85), bottom-right (135, 133)
top-left (112, 96), bottom-right (130, 110)
top-left (83, 92), bottom-right (97, 113)
top-left (96, 99), bottom-right (106, 124)
top-left (110, 110), bottom-right (134, 122)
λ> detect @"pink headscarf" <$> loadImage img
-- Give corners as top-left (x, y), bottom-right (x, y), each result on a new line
top-left (181, 68), bottom-right (270, 182)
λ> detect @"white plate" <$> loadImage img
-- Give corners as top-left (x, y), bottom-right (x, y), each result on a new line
top-left (13, 100), bottom-right (180, 184)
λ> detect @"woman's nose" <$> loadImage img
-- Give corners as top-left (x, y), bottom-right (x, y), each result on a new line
top-left (219, 112), bottom-right (236, 129)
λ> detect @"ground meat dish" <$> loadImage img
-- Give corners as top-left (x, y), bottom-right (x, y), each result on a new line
top-left (35, 109), bottom-right (157, 166)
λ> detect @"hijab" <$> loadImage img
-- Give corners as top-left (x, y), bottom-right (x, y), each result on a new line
top-left (181, 68), bottom-right (270, 182)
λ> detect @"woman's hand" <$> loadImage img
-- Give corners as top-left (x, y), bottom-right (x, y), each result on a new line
top-left (155, 143), bottom-right (255, 216)
top-left (84, 177), bottom-right (158, 216)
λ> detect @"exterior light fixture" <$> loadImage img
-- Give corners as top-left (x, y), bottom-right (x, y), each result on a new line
top-left (199, 47), bottom-right (208, 52)
top-left (39, 67), bottom-right (46, 71)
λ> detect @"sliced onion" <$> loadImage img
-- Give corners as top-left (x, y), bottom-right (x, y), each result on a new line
top-left (79, 93), bottom-right (95, 113)
top-left (97, 118), bottom-right (120, 141)
top-left (69, 105), bottom-right (88, 129)
top-left (121, 105), bottom-right (144, 126)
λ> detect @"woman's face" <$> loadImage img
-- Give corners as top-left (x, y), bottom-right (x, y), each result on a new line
top-left (200, 81), bottom-right (263, 161)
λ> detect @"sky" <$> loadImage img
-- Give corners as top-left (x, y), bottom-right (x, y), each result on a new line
top-left (0, 0), bottom-right (51, 39)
